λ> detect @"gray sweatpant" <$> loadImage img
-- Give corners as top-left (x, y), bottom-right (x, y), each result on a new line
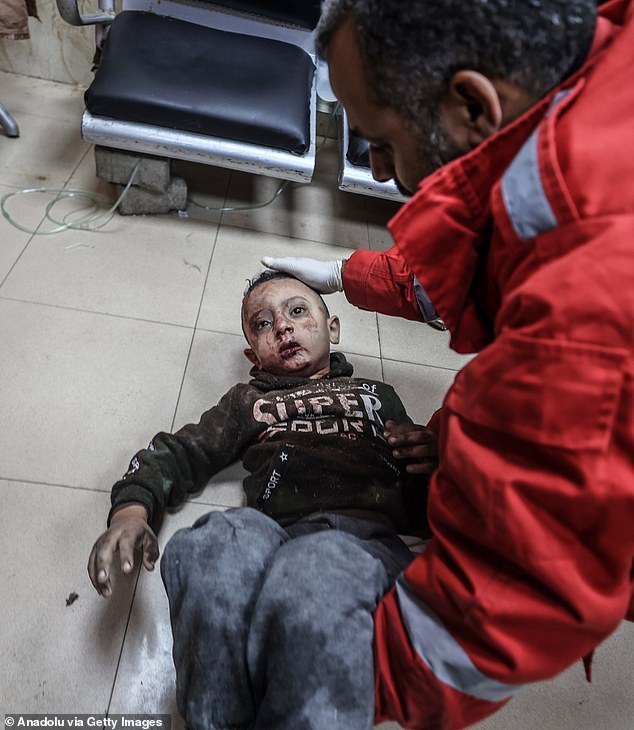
top-left (160, 507), bottom-right (413, 730)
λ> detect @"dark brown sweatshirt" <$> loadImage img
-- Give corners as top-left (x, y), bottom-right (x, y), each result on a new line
top-left (109, 353), bottom-right (427, 532)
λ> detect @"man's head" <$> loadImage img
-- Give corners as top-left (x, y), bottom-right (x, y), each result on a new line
top-left (319, 0), bottom-right (597, 195)
top-left (241, 271), bottom-right (341, 378)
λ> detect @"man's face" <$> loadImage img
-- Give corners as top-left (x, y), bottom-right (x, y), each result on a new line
top-left (328, 16), bottom-right (464, 196)
top-left (242, 278), bottom-right (340, 378)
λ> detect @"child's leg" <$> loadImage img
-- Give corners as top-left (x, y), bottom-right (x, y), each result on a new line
top-left (246, 517), bottom-right (413, 730)
top-left (160, 507), bottom-right (288, 730)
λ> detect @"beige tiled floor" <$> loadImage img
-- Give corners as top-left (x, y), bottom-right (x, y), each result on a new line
top-left (1, 73), bottom-right (632, 728)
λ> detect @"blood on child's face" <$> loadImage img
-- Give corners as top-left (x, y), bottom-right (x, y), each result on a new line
top-left (242, 278), bottom-right (340, 379)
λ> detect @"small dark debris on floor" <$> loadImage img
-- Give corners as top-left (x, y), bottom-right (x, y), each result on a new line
top-left (65, 591), bottom-right (79, 607)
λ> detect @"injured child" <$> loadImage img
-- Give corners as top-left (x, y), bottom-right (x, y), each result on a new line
top-left (88, 270), bottom-right (437, 730)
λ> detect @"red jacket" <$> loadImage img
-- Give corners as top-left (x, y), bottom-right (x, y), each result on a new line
top-left (343, 2), bottom-right (634, 727)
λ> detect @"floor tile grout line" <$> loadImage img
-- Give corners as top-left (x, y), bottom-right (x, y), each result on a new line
top-left (168, 211), bottom-right (226, 433)
top-left (188, 498), bottom-right (243, 510)
top-left (0, 476), bottom-right (244, 512)
top-left (63, 143), bottom-right (92, 188)
top-left (363, 199), bottom-right (387, 381)
top-left (0, 238), bottom-right (36, 290)
top-left (194, 328), bottom-right (244, 340)
top-left (106, 566), bottom-right (145, 717)
top-left (376, 312), bottom-right (386, 382)
top-left (0, 294), bottom-right (463, 372)
top-left (0, 476), bottom-right (100, 491)
top-left (1, 144), bottom-right (95, 290)
top-left (217, 167), bottom-right (234, 228)
top-left (187, 323), bottom-right (459, 373)
top-left (0, 294), bottom-right (197, 331)
top-left (0, 185), bottom-right (54, 290)
top-left (213, 217), bottom-right (364, 252)
top-left (382, 355), bottom-right (462, 373)
top-left (363, 197), bottom-right (374, 252)
top-left (193, 325), bottom-right (385, 364)
top-left (180, 320), bottom-right (460, 372)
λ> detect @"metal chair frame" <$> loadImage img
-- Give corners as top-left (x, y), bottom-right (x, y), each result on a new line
top-left (55, 0), bottom-right (318, 183)
top-left (337, 109), bottom-right (405, 203)
top-left (0, 103), bottom-right (19, 137)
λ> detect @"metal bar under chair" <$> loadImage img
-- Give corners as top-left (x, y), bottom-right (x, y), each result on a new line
top-left (0, 102), bottom-right (19, 137)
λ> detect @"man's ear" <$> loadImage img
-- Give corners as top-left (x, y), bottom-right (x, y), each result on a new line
top-left (441, 70), bottom-right (503, 151)
top-left (328, 315), bottom-right (341, 345)
top-left (243, 348), bottom-right (260, 368)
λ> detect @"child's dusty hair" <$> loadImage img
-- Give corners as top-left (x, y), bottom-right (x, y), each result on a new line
top-left (241, 270), bottom-right (330, 341)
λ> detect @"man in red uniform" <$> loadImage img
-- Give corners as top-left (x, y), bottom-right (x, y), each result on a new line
top-left (264, 0), bottom-right (634, 727)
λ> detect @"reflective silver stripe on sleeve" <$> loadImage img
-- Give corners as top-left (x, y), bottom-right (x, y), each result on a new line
top-left (413, 276), bottom-right (438, 322)
top-left (395, 578), bottom-right (523, 702)
top-left (501, 91), bottom-right (570, 242)
top-left (501, 129), bottom-right (557, 241)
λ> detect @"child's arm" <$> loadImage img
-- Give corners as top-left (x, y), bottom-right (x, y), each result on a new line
top-left (109, 384), bottom-right (251, 528)
top-left (87, 503), bottom-right (158, 598)
top-left (88, 384), bottom-right (253, 596)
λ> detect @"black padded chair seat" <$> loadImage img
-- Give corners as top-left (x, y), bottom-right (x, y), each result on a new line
top-left (85, 11), bottom-right (315, 155)
top-left (347, 132), bottom-right (370, 167)
top-left (210, 0), bottom-right (321, 30)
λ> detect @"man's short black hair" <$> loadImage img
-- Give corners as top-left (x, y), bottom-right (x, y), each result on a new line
top-left (317, 0), bottom-right (597, 127)
top-left (241, 270), bottom-right (330, 341)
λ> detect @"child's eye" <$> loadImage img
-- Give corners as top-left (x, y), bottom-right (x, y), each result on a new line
top-left (256, 319), bottom-right (272, 331)
top-left (291, 306), bottom-right (305, 316)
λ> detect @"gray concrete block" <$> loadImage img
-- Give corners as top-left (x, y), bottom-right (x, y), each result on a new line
top-left (95, 146), bottom-right (172, 194)
top-left (116, 177), bottom-right (188, 216)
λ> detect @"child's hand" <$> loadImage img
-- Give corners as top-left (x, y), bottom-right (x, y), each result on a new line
top-left (384, 420), bottom-right (438, 475)
top-left (87, 504), bottom-right (159, 598)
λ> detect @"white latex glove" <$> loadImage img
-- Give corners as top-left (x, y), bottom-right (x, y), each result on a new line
top-left (261, 256), bottom-right (345, 294)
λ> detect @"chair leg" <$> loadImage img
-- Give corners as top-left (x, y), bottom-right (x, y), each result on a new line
top-left (0, 103), bottom-right (19, 138)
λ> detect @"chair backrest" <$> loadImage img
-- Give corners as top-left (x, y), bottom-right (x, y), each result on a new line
top-left (122, 0), bottom-right (319, 50)
top-left (207, 0), bottom-right (321, 30)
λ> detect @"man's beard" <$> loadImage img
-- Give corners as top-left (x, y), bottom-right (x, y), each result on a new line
top-left (396, 114), bottom-right (465, 197)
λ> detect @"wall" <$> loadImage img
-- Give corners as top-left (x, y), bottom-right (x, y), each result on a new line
top-left (0, 0), bottom-right (99, 87)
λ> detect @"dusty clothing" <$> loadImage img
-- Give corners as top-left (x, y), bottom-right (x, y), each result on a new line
top-left (0, 0), bottom-right (37, 40)
top-left (342, 2), bottom-right (634, 728)
top-left (112, 352), bottom-right (427, 728)
top-left (110, 353), bottom-right (426, 533)
top-left (161, 508), bottom-right (414, 730)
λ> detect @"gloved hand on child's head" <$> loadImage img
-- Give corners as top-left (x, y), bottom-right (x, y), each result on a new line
top-left (261, 256), bottom-right (345, 294)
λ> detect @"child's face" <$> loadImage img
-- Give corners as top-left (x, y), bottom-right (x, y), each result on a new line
top-left (242, 278), bottom-right (340, 378)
